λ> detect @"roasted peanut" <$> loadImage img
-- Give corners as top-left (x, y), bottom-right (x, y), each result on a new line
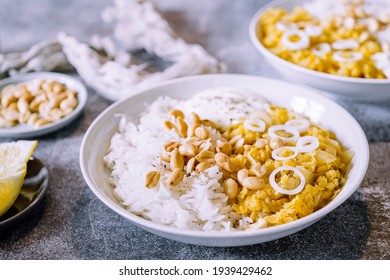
top-left (216, 142), bottom-right (232, 155)
top-left (195, 162), bottom-right (211, 173)
top-left (270, 138), bottom-right (283, 150)
top-left (34, 118), bottom-right (51, 128)
top-left (164, 141), bottom-right (180, 152)
top-left (2, 109), bottom-right (19, 122)
top-left (201, 119), bottom-right (218, 129)
top-left (237, 169), bottom-right (249, 186)
top-left (164, 120), bottom-right (176, 131)
top-left (160, 153), bottom-right (171, 163)
top-left (42, 108), bottom-right (63, 122)
top-left (166, 168), bottom-right (184, 186)
top-left (195, 150), bottom-right (215, 163)
top-left (214, 152), bottom-right (235, 172)
top-left (195, 126), bottom-right (209, 140)
top-left (179, 143), bottom-right (196, 157)
top-left (145, 171), bottom-right (161, 188)
top-left (27, 113), bottom-right (40, 126)
top-left (168, 109), bottom-right (184, 120)
top-left (254, 139), bottom-right (268, 149)
top-left (1, 93), bottom-right (17, 108)
top-left (187, 124), bottom-right (198, 137)
top-left (186, 158), bottom-right (196, 174)
top-left (18, 111), bottom-right (32, 124)
top-left (17, 97), bottom-right (29, 114)
top-left (190, 112), bottom-right (201, 124)
top-left (243, 177), bottom-right (265, 191)
top-left (222, 178), bottom-right (239, 200)
top-left (177, 116), bottom-right (188, 138)
top-left (170, 149), bottom-right (184, 170)
top-left (252, 163), bottom-right (266, 177)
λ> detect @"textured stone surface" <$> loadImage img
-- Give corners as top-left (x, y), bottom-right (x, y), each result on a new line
top-left (0, 0), bottom-right (389, 260)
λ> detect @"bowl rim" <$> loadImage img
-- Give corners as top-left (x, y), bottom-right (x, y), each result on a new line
top-left (0, 72), bottom-right (88, 138)
top-left (80, 73), bottom-right (370, 239)
top-left (249, 0), bottom-right (390, 85)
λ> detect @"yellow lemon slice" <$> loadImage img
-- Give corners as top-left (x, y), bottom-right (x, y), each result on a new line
top-left (0, 140), bottom-right (38, 217)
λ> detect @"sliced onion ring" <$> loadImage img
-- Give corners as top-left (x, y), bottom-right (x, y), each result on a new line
top-left (305, 25), bottom-right (322, 37)
top-left (312, 43), bottom-right (331, 57)
top-left (272, 146), bottom-right (299, 161)
top-left (281, 30), bottom-right (310, 51)
top-left (268, 125), bottom-right (300, 143)
top-left (269, 166), bottom-right (306, 195)
top-left (285, 118), bottom-right (310, 132)
top-left (333, 51), bottom-right (363, 62)
top-left (296, 136), bottom-right (320, 153)
top-left (332, 39), bottom-right (359, 50)
top-left (244, 118), bottom-right (266, 133)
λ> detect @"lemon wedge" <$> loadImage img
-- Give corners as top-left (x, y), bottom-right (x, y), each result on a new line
top-left (0, 140), bottom-right (38, 217)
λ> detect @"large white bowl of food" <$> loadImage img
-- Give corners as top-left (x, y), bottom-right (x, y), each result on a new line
top-left (250, 0), bottom-right (390, 101)
top-left (79, 74), bottom-right (369, 246)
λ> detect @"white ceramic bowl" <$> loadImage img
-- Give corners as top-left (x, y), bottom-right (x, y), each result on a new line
top-left (80, 74), bottom-right (369, 247)
top-left (249, 0), bottom-right (390, 102)
top-left (0, 72), bottom-right (87, 138)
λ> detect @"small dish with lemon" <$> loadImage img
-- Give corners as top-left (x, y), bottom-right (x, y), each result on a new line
top-left (0, 140), bottom-right (48, 229)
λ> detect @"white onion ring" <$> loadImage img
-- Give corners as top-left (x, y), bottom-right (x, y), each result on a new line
top-left (333, 51), bottom-right (363, 62)
top-left (268, 125), bottom-right (300, 143)
top-left (312, 43), bottom-right (331, 57)
top-left (244, 118), bottom-right (266, 133)
top-left (281, 30), bottom-right (310, 51)
top-left (305, 25), bottom-right (322, 37)
top-left (296, 136), bottom-right (320, 153)
top-left (272, 146), bottom-right (299, 161)
top-left (332, 39), bottom-right (359, 50)
top-left (285, 118), bottom-right (310, 132)
top-left (269, 166), bottom-right (306, 195)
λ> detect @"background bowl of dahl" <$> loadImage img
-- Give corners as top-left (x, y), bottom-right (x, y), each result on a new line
top-left (249, 0), bottom-right (390, 102)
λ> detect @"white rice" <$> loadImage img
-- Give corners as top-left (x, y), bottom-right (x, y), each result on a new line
top-left (104, 88), bottom-right (268, 231)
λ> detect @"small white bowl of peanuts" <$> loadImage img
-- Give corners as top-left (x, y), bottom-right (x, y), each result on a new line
top-left (0, 72), bottom-right (87, 138)
top-left (250, 0), bottom-right (390, 102)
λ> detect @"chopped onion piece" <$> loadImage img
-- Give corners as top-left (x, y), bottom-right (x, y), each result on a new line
top-left (247, 218), bottom-right (267, 230)
top-left (285, 118), bottom-right (310, 132)
top-left (312, 43), bottom-right (331, 57)
top-left (276, 22), bottom-right (297, 31)
top-left (305, 25), bottom-right (322, 36)
top-left (344, 17), bottom-right (355, 30)
top-left (269, 166), bottom-right (306, 195)
top-left (333, 51), bottom-right (363, 62)
top-left (281, 30), bottom-right (310, 51)
top-left (332, 39), bottom-right (359, 50)
top-left (296, 136), bottom-right (320, 153)
top-left (244, 118), bottom-right (266, 133)
top-left (276, 22), bottom-right (287, 31)
top-left (272, 146), bottom-right (299, 161)
top-left (268, 125), bottom-right (300, 143)
top-left (371, 52), bottom-right (390, 69)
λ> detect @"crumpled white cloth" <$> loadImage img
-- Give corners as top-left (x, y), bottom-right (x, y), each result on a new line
top-left (0, 0), bottom-right (225, 101)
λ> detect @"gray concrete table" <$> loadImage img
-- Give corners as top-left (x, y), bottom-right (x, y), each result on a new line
top-left (0, 0), bottom-right (389, 260)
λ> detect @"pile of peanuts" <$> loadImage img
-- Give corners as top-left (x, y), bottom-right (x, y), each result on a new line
top-left (145, 109), bottom-right (284, 201)
top-left (0, 79), bottom-right (78, 128)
